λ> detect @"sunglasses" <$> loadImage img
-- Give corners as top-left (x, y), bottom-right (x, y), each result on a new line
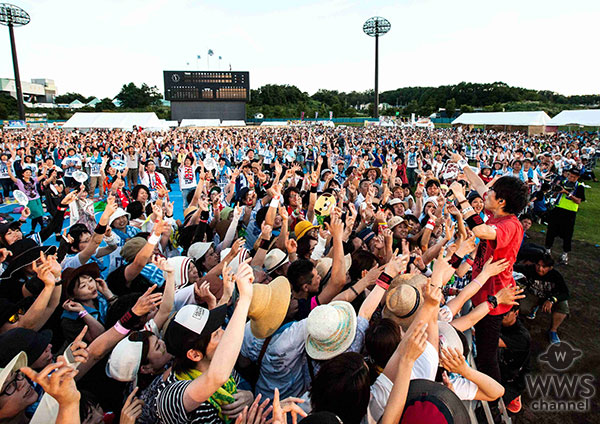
top-left (7, 308), bottom-right (25, 324)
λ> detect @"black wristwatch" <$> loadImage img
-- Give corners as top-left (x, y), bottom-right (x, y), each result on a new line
top-left (487, 295), bottom-right (498, 309)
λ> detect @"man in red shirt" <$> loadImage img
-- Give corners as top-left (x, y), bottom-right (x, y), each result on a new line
top-left (450, 154), bottom-right (529, 387)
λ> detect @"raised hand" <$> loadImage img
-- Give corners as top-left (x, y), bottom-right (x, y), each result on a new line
top-left (194, 281), bottom-right (217, 309)
top-left (0, 248), bottom-right (11, 264)
top-left (260, 222), bottom-right (273, 241)
top-left (131, 285), bottom-right (162, 316)
top-left (68, 326), bottom-right (89, 364)
top-left (120, 386), bottom-right (144, 424)
top-left (63, 299), bottom-right (85, 313)
top-left (383, 251), bottom-right (409, 278)
top-left (495, 285), bottom-right (525, 306)
top-left (481, 257), bottom-right (509, 277)
top-left (440, 347), bottom-right (468, 375)
top-left (270, 388), bottom-right (307, 424)
top-left (21, 358), bottom-right (80, 407)
top-left (397, 320), bottom-right (429, 363)
top-left (235, 259), bottom-right (254, 301)
top-left (152, 255), bottom-right (175, 274)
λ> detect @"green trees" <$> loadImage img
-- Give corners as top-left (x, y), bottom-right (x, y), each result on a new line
top-left (115, 83), bottom-right (162, 108)
top-left (0, 93), bottom-right (18, 119)
top-left (54, 92), bottom-right (93, 104)
top-left (95, 98), bottom-right (116, 111)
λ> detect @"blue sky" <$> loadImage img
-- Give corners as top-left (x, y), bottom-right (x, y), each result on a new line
top-left (1, 0), bottom-right (599, 98)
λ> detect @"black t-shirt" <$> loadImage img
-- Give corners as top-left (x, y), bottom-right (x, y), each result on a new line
top-left (106, 264), bottom-right (152, 296)
top-left (499, 318), bottom-right (531, 383)
top-left (514, 264), bottom-right (569, 302)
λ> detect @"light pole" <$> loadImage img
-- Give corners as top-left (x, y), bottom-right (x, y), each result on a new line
top-left (0, 3), bottom-right (30, 121)
top-left (363, 16), bottom-right (390, 119)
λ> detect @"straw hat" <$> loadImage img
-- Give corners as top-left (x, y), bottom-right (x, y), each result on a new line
top-left (383, 273), bottom-right (427, 330)
top-left (315, 255), bottom-right (352, 284)
top-left (264, 249), bottom-right (289, 274)
top-left (305, 301), bottom-right (357, 360)
top-left (388, 216), bottom-right (404, 230)
top-left (294, 220), bottom-right (318, 240)
top-left (248, 276), bottom-right (291, 339)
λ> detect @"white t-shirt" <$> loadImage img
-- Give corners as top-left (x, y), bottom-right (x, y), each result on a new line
top-left (367, 341), bottom-right (439, 423)
top-left (177, 166), bottom-right (197, 190)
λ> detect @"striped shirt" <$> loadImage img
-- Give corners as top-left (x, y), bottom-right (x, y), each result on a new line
top-left (156, 378), bottom-right (221, 424)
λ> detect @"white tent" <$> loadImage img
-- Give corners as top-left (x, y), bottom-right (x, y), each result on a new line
top-left (452, 111), bottom-right (551, 126)
top-left (546, 110), bottom-right (600, 127)
top-left (180, 119), bottom-right (221, 127)
top-left (260, 121), bottom-right (288, 126)
top-left (220, 120), bottom-right (246, 127)
top-left (62, 112), bottom-right (162, 129)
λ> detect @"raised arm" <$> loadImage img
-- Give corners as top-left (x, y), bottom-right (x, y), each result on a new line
top-left (182, 261), bottom-right (253, 412)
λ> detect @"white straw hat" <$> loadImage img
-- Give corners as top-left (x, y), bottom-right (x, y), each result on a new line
top-left (305, 301), bottom-right (357, 360)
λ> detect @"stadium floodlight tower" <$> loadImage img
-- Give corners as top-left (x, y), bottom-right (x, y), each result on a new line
top-left (0, 3), bottom-right (30, 121)
top-left (363, 16), bottom-right (390, 119)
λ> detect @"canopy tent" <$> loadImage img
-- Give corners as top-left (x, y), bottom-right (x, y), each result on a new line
top-left (180, 119), bottom-right (221, 127)
top-left (260, 121), bottom-right (289, 126)
top-left (452, 111), bottom-right (551, 134)
top-left (62, 112), bottom-right (162, 129)
top-left (546, 110), bottom-right (600, 127)
top-left (220, 120), bottom-right (246, 127)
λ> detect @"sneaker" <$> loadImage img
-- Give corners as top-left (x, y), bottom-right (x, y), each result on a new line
top-left (549, 331), bottom-right (560, 344)
top-left (507, 396), bottom-right (522, 413)
top-left (526, 306), bottom-right (539, 320)
top-left (560, 253), bottom-right (568, 264)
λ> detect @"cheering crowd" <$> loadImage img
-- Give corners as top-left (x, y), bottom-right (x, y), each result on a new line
top-left (0, 124), bottom-right (594, 424)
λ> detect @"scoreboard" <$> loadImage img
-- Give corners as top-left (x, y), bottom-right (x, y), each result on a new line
top-left (164, 71), bottom-right (249, 102)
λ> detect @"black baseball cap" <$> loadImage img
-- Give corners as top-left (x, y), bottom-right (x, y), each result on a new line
top-left (0, 327), bottom-right (52, 367)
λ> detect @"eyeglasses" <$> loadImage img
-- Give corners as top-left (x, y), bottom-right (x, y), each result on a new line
top-left (0, 371), bottom-right (24, 397)
top-left (7, 308), bottom-right (24, 324)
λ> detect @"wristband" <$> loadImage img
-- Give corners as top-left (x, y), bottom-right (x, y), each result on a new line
top-left (94, 224), bottom-right (107, 235)
top-left (382, 180), bottom-right (388, 184)
top-left (148, 233), bottom-right (161, 245)
top-left (420, 267), bottom-right (433, 277)
top-left (57, 205), bottom-right (68, 211)
top-left (486, 301), bottom-right (494, 311)
top-left (78, 310), bottom-right (89, 319)
top-left (270, 196), bottom-right (281, 208)
top-left (458, 199), bottom-right (469, 205)
top-left (375, 272), bottom-right (393, 290)
top-left (119, 308), bottom-right (144, 331)
top-left (466, 214), bottom-right (484, 229)
top-left (260, 238), bottom-right (270, 250)
top-left (310, 185), bottom-right (318, 193)
top-left (425, 220), bottom-right (435, 231)
top-left (466, 258), bottom-right (474, 266)
top-left (461, 206), bottom-right (474, 215)
top-left (457, 159), bottom-right (468, 170)
top-left (113, 321), bottom-right (131, 336)
top-left (350, 286), bottom-right (359, 296)
top-left (548, 297), bottom-right (557, 304)
top-left (472, 278), bottom-right (483, 289)
top-left (448, 253), bottom-right (463, 269)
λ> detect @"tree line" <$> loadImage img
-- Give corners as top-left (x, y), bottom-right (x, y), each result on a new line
top-left (1, 81), bottom-right (598, 121)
